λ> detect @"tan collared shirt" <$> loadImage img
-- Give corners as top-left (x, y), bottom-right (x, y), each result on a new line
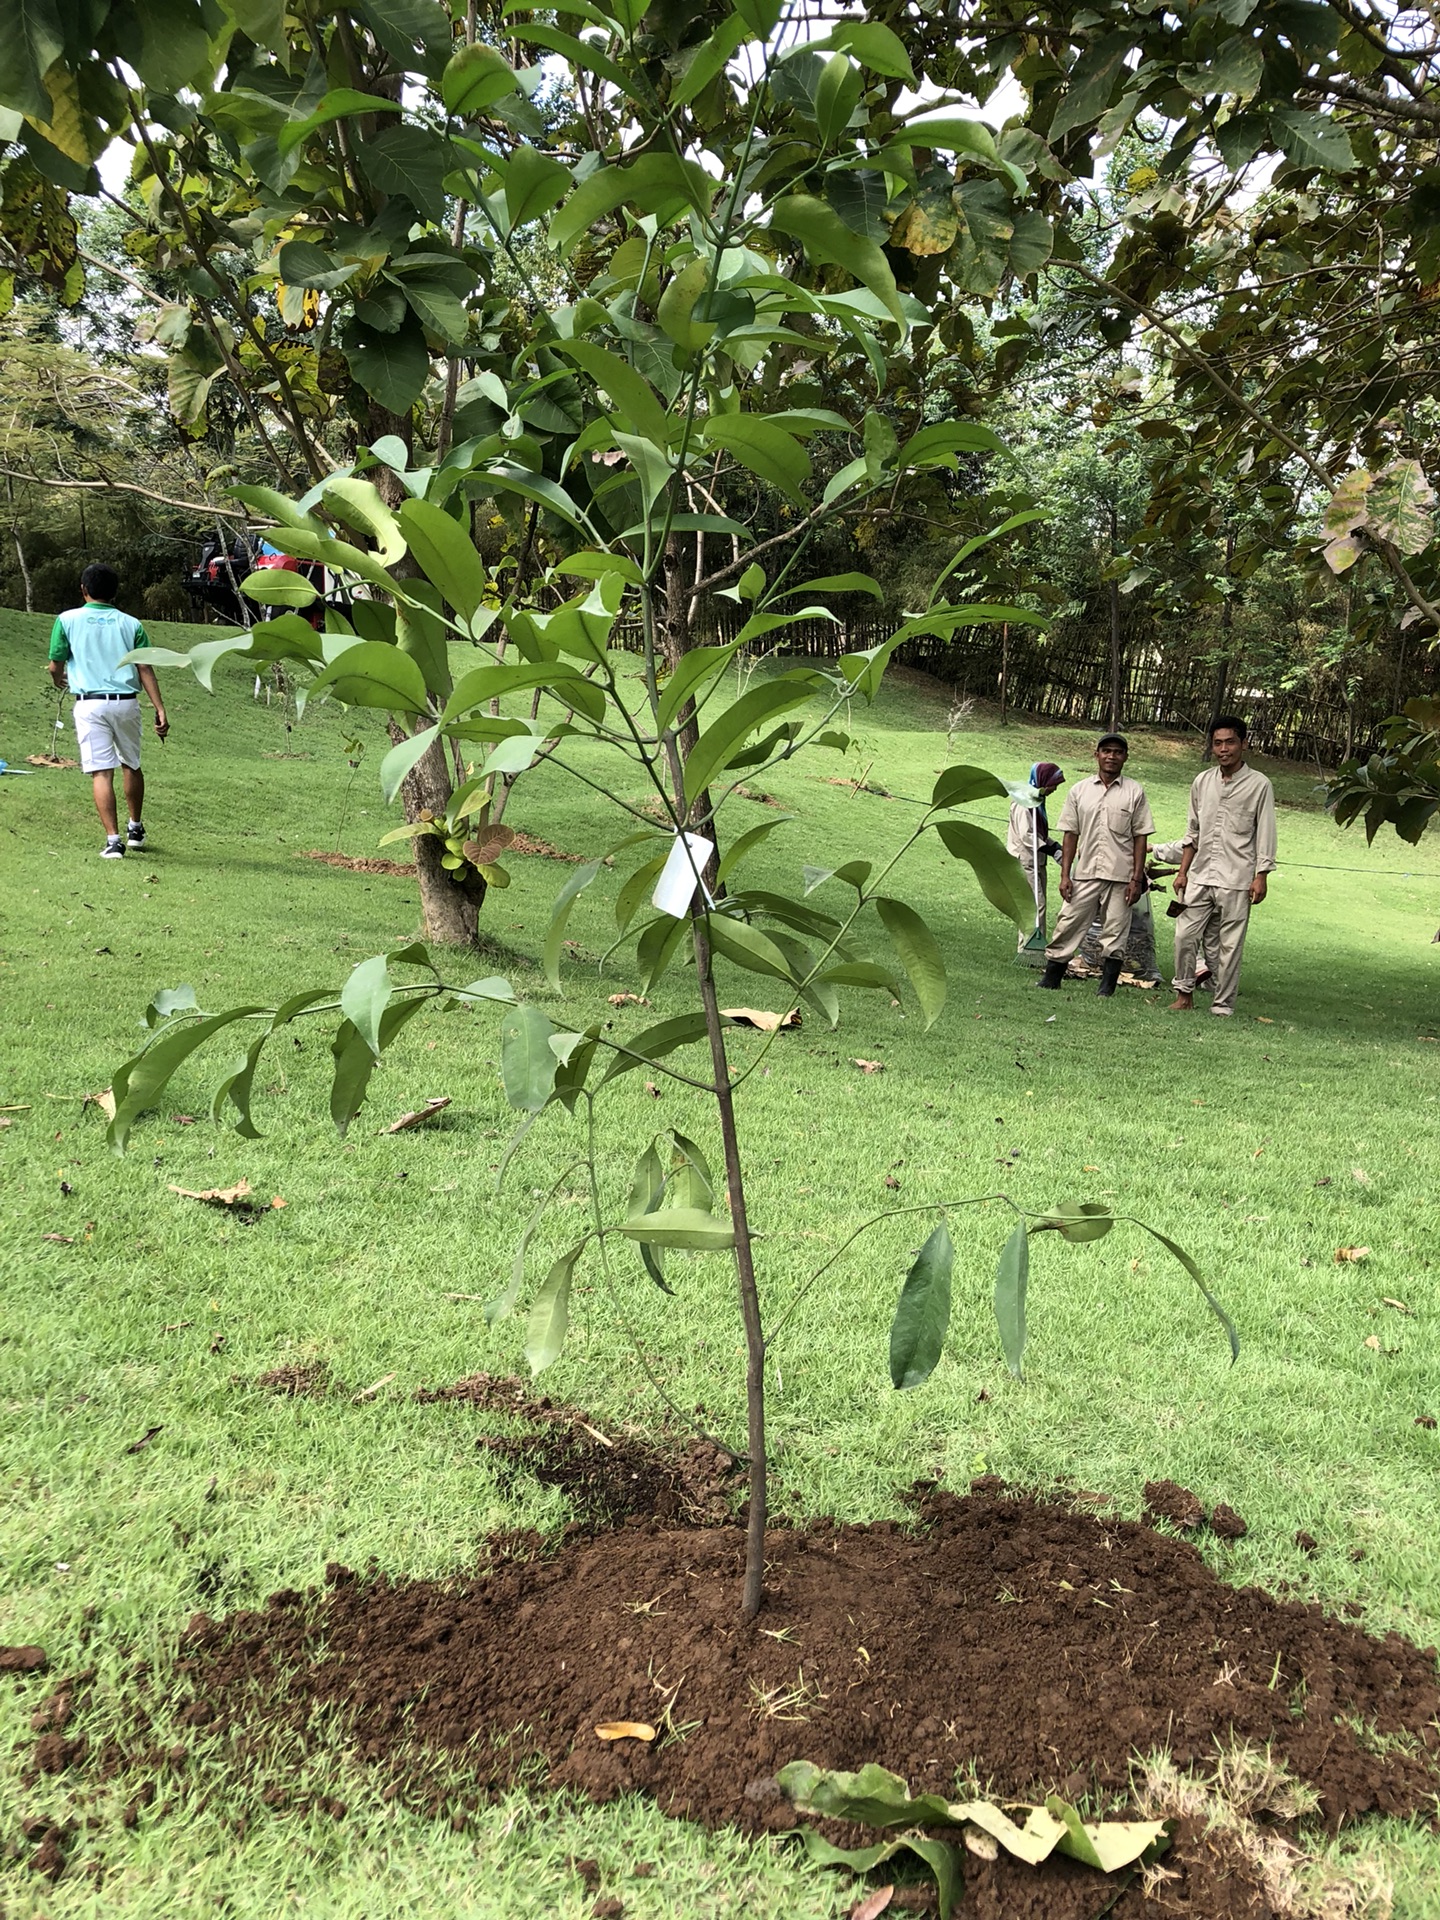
top-left (1056, 774), bottom-right (1154, 881)
top-left (1183, 763), bottom-right (1277, 888)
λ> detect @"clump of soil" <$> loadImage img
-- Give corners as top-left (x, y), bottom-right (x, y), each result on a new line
top-left (1143, 1479), bottom-right (1204, 1530)
top-left (416, 1373), bottom-right (739, 1527)
top-left (1210, 1503), bottom-right (1249, 1540)
top-left (254, 1361), bottom-right (331, 1398)
top-left (0, 1645), bottom-right (48, 1673)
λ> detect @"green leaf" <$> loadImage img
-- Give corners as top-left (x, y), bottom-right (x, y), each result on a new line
top-left (875, 896), bottom-right (946, 1028)
top-left (397, 496), bottom-right (489, 623)
top-left (241, 568), bottom-right (318, 609)
top-left (656, 636), bottom-right (747, 734)
top-left (500, 1004), bottom-right (559, 1112)
top-left (700, 413), bottom-right (810, 506)
top-left (329, 996), bottom-right (428, 1136)
top-left (543, 860), bottom-right (603, 993)
top-left (275, 89), bottom-right (402, 159)
top-left (889, 1219), bottom-right (953, 1390)
top-left (401, 275), bottom-right (470, 344)
top-left (636, 913), bottom-right (689, 993)
top-left (356, 124), bottom-right (452, 223)
top-left (671, 12), bottom-right (752, 105)
top-left (776, 571), bottom-right (882, 601)
top-left (821, 19), bottom-right (914, 82)
top-left (322, 477), bottom-right (407, 565)
top-left (344, 312), bottom-right (430, 414)
top-left (768, 194), bottom-right (902, 323)
top-left (525, 1238), bottom-right (587, 1373)
top-left (1031, 1200), bottom-right (1114, 1243)
top-left (340, 953), bottom-right (393, 1059)
top-left (0, 0), bottom-right (65, 120)
top-left (500, 142), bottom-right (571, 229)
top-left (890, 113), bottom-right (1002, 166)
top-left (551, 338), bottom-right (673, 447)
top-left (549, 151), bottom-right (714, 254)
top-left (824, 169), bottom-right (893, 241)
top-left (145, 984), bottom-right (200, 1027)
top-left (656, 256), bottom-right (715, 352)
top-left (600, 1011), bottom-right (712, 1084)
top-left (715, 814), bottom-right (793, 882)
top-left (1130, 1220), bottom-right (1240, 1363)
top-left (1048, 32), bottom-right (1133, 143)
top-left (109, 1007), bottom-right (267, 1152)
top-left (626, 1143), bottom-right (672, 1293)
top-left (684, 677), bottom-right (817, 804)
top-left (813, 52), bottom-right (862, 149)
top-left (615, 1207), bottom-right (735, 1250)
top-left (307, 642), bottom-right (431, 716)
top-left (705, 913), bottom-right (797, 983)
top-left (993, 1220), bottom-right (1029, 1380)
top-left (934, 819), bottom-right (1035, 927)
top-left (276, 237), bottom-right (361, 290)
top-left (1270, 106), bottom-right (1356, 172)
top-left (816, 960), bottom-right (900, 994)
top-left (779, 1760), bottom-right (955, 1831)
top-left (443, 40), bottom-right (520, 114)
top-left (931, 764), bottom-right (1009, 810)
top-left (210, 1032), bottom-right (270, 1140)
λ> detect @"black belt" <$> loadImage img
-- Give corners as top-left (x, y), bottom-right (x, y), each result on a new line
top-left (75, 692), bottom-right (138, 701)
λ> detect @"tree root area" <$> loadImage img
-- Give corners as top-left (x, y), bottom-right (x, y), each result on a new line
top-left (23, 1392), bottom-right (1439, 1914)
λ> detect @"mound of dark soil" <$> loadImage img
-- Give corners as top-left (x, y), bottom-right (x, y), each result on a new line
top-left (18, 1390), bottom-right (1439, 1915)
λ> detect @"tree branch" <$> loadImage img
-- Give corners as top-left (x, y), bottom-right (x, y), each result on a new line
top-left (0, 461), bottom-right (247, 519)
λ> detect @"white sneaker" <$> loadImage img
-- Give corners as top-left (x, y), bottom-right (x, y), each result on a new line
top-left (127, 821), bottom-right (146, 848)
top-left (100, 837), bottom-right (125, 859)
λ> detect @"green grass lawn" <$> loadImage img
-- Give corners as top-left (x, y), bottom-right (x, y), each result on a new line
top-left (2, 606), bottom-right (1438, 1915)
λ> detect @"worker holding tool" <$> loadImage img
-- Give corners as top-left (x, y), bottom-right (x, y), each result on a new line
top-left (1007, 760), bottom-right (1065, 956)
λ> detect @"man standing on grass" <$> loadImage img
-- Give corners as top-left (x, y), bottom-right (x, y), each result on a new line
top-left (1169, 715), bottom-right (1276, 1018)
top-left (1037, 734), bottom-right (1153, 998)
top-left (46, 564), bottom-right (169, 859)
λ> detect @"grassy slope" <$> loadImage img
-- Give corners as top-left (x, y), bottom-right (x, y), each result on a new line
top-left (1, 608), bottom-right (1437, 1916)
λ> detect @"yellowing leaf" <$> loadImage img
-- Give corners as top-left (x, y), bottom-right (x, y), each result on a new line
top-left (1335, 1246), bottom-right (1371, 1264)
top-left (594, 1720), bottom-right (656, 1742)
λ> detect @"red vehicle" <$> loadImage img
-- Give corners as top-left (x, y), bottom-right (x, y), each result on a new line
top-left (187, 535), bottom-right (331, 629)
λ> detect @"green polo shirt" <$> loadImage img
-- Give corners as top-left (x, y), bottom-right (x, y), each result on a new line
top-left (49, 602), bottom-right (149, 695)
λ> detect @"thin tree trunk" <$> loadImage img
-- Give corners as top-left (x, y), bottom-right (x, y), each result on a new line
top-left (1205, 525), bottom-right (1235, 758)
top-left (1108, 580), bottom-right (1122, 734)
top-left (6, 476), bottom-right (32, 612)
top-left (998, 621), bottom-right (1009, 725)
top-left (690, 911), bottom-right (767, 1618)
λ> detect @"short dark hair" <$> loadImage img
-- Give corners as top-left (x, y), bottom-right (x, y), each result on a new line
top-left (1210, 713), bottom-right (1248, 741)
top-left (1096, 733), bottom-right (1128, 753)
top-left (81, 563), bottom-right (120, 601)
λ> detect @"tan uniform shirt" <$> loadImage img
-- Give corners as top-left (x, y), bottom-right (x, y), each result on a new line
top-left (1182, 764), bottom-right (1277, 889)
top-left (1056, 774), bottom-right (1154, 881)
top-left (1007, 800), bottom-right (1041, 864)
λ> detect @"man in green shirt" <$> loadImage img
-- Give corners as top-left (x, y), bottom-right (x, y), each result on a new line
top-left (47, 564), bottom-right (169, 859)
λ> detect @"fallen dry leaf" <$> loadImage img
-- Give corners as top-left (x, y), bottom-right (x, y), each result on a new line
top-left (1415, 1413), bottom-right (1437, 1429)
top-left (607, 993), bottom-right (650, 1008)
top-left (386, 1096), bottom-right (452, 1133)
top-left (851, 1885), bottom-right (896, 1920)
top-left (27, 753), bottom-right (78, 768)
top-left (42, 1233), bottom-right (74, 1245)
top-left (851, 1058), bottom-right (884, 1073)
top-left (593, 1721), bottom-right (655, 1743)
top-left (125, 1426), bottom-right (163, 1454)
top-left (644, 1081), bottom-right (660, 1098)
top-left (172, 1113), bottom-right (198, 1126)
top-left (1083, 1164), bottom-right (1101, 1172)
top-left (169, 1180), bottom-right (284, 1216)
top-left (1335, 1246), bottom-right (1371, 1264)
top-left (883, 1174), bottom-right (900, 1190)
top-left (1254, 1016), bottom-right (1274, 1023)
top-left (162, 1321), bottom-right (193, 1332)
top-left (1363, 1335), bottom-right (1381, 1351)
top-left (352, 1372), bottom-right (397, 1403)
top-left (965, 1830), bottom-right (1001, 1861)
top-left (86, 1088), bottom-right (117, 1122)
top-left (720, 1007), bottom-right (801, 1033)
top-left (1382, 1297), bottom-right (1413, 1316)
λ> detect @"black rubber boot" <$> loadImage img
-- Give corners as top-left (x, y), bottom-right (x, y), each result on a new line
top-left (1095, 956), bottom-right (1123, 998)
top-left (1036, 958), bottom-right (1066, 990)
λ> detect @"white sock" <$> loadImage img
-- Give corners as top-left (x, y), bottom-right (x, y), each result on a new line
top-left (128, 818), bottom-right (142, 830)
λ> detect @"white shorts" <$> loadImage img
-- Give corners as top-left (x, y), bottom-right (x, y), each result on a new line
top-left (74, 698), bottom-right (143, 773)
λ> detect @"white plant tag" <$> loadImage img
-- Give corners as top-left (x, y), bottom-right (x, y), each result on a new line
top-left (651, 831), bottom-right (714, 918)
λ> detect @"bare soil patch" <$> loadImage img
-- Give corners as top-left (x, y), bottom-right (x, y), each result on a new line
top-left (17, 1387), bottom-right (1437, 1914)
top-left (298, 832), bottom-right (584, 880)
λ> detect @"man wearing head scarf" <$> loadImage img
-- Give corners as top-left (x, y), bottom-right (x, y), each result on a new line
top-left (1006, 760), bottom-right (1064, 951)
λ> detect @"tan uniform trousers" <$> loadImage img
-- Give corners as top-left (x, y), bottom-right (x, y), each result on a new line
top-left (1046, 876), bottom-right (1132, 964)
top-left (1172, 885), bottom-right (1252, 1013)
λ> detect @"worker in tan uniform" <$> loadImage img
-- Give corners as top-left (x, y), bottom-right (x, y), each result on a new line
top-left (1169, 715), bottom-right (1277, 1018)
top-left (1037, 735), bottom-right (1154, 998)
